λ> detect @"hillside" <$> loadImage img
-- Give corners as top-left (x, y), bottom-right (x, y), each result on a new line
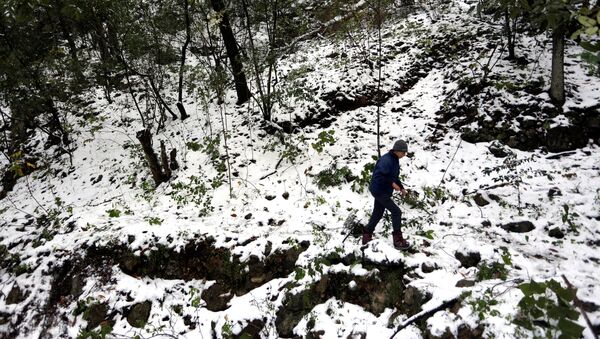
top-left (1, 0), bottom-right (599, 338)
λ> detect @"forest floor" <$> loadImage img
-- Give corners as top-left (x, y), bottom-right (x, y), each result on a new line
top-left (1, 1), bottom-right (599, 338)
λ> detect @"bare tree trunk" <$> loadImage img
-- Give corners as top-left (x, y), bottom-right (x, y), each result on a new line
top-left (160, 141), bottom-right (172, 179)
top-left (550, 27), bottom-right (565, 107)
top-left (504, 9), bottom-right (515, 60)
top-left (148, 76), bottom-right (179, 120)
top-left (177, 0), bottom-right (191, 120)
top-left (241, 0), bottom-right (269, 120)
top-left (136, 129), bottom-right (169, 186)
top-left (210, 0), bottom-right (251, 105)
top-left (170, 148), bottom-right (179, 170)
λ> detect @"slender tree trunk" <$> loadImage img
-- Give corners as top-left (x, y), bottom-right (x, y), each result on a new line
top-left (241, 0), bottom-right (269, 119)
top-left (177, 0), bottom-right (191, 120)
top-left (210, 0), bottom-right (251, 105)
top-left (504, 9), bottom-right (515, 60)
top-left (160, 141), bottom-right (172, 179)
top-left (550, 27), bottom-right (565, 107)
top-left (136, 129), bottom-right (169, 186)
top-left (376, 0), bottom-right (382, 157)
top-left (148, 76), bottom-right (179, 120)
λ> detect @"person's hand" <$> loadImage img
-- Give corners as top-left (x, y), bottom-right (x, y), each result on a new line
top-left (392, 183), bottom-right (401, 191)
top-left (400, 188), bottom-right (408, 197)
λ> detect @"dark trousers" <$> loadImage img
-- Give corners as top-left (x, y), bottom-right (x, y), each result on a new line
top-left (364, 192), bottom-right (402, 233)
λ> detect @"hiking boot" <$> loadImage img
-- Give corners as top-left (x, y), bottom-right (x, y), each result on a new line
top-left (392, 231), bottom-right (410, 250)
top-left (362, 233), bottom-right (373, 245)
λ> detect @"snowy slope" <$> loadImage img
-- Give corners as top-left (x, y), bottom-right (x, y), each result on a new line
top-left (1, 1), bottom-right (599, 338)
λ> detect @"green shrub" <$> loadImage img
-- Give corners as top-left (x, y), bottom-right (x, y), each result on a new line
top-left (514, 280), bottom-right (584, 339)
top-left (476, 261), bottom-right (508, 281)
top-left (311, 130), bottom-right (335, 153)
top-left (315, 166), bottom-right (355, 189)
top-left (465, 289), bottom-right (500, 320)
top-left (170, 176), bottom-right (213, 217)
top-left (351, 159), bottom-right (376, 193)
top-left (186, 141), bottom-right (201, 152)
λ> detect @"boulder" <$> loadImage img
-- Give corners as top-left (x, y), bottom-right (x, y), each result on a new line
top-left (473, 193), bottom-right (490, 207)
top-left (127, 301), bottom-right (152, 328)
top-left (6, 285), bottom-right (26, 304)
top-left (455, 279), bottom-right (476, 288)
top-left (501, 221), bottom-right (535, 233)
top-left (84, 302), bottom-right (109, 330)
top-left (455, 251), bottom-right (481, 268)
top-left (548, 227), bottom-right (564, 239)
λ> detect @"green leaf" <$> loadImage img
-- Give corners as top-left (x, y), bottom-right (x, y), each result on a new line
top-left (518, 295), bottom-right (534, 309)
top-left (519, 281), bottom-right (546, 296)
top-left (578, 15), bottom-right (596, 27)
top-left (557, 318), bottom-right (584, 338)
top-left (513, 317), bottom-right (533, 330)
top-left (547, 280), bottom-right (575, 302)
top-left (530, 305), bottom-right (544, 319)
top-left (580, 41), bottom-right (600, 52)
top-left (571, 29), bottom-right (582, 40)
top-left (584, 26), bottom-right (599, 36)
top-left (106, 209), bottom-right (121, 218)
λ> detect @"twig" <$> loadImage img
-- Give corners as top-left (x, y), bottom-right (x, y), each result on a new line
top-left (561, 275), bottom-right (599, 339)
top-left (437, 138), bottom-right (462, 189)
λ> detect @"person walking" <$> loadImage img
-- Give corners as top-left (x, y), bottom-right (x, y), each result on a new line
top-left (362, 140), bottom-right (410, 250)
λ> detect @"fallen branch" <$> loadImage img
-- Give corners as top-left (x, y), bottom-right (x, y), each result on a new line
top-left (390, 297), bottom-right (459, 338)
top-left (561, 275), bottom-right (599, 339)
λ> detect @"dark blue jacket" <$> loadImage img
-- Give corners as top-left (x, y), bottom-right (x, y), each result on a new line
top-left (369, 151), bottom-right (403, 196)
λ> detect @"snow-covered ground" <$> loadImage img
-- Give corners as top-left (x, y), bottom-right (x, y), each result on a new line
top-left (1, 1), bottom-right (599, 338)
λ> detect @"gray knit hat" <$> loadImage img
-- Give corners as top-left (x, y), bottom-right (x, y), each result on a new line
top-left (391, 140), bottom-right (408, 152)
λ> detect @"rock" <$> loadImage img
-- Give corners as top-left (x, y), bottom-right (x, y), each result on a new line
top-left (84, 302), bottom-right (109, 330)
top-left (488, 194), bottom-right (501, 202)
top-left (236, 319), bottom-right (265, 338)
top-left (402, 286), bottom-right (428, 316)
top-left (6, 285), bottom-right (26, 304)
top-left (455, 251), bottom-right (481, 268)
top-left (548, 187), bottom-right (562, 199)
top-left (70, 274), bottom-right (85, 298)
top-left (457, 324), bottom-right (485, 339)
top-left (120, 253), bottom-right (140, 273)
top-left (473, 193), bottom-right (490, 207)
top-left (456, 279), bottom-right (476, 287)
top-left (244, 213), bottom-right (252, 220)
top-left (481, 220), bottom-right (492, 227)
top-left (421, 262), bottom-right (438, 273)
top-left (546, 126), bottom-right (588, 152)
top-left (501, 221), bottom-right (535, 233)
top-left (183, 314), bottom-right (196, 330)
top-left (265, 195), bottom-right (276, 201)
top-left (127, 301), bottom-right (152, 328)
top-left (488, 141), bottom-right (511, 158)
top-left (548, 227), bottom-right (564, 239)
top-left (282, 192), bottom-right (290, 200)
top-left (127, 235), bottom-right (135, 244)
top-left (202, 283), bottom-right (232, 311)
top-left (0, 312), bottom-right (10, 325)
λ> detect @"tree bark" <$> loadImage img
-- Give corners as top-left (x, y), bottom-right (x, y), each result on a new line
top-left (504, 9), bottom-right (515, 60)
top-left (177, 0), bottom-right (191, 120)
top-left (170, 148), bottom-right (179, 171)
top-left (160, 140), bottom-right (172, 179)
top-left (550, 27), bottom-right (565, 107)
top-left (148, 76), bottom-right (179, 120)
top-left (210, 0), bottom-right (251, 105)
top-left (136, 129), bottom-right (169, 186)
